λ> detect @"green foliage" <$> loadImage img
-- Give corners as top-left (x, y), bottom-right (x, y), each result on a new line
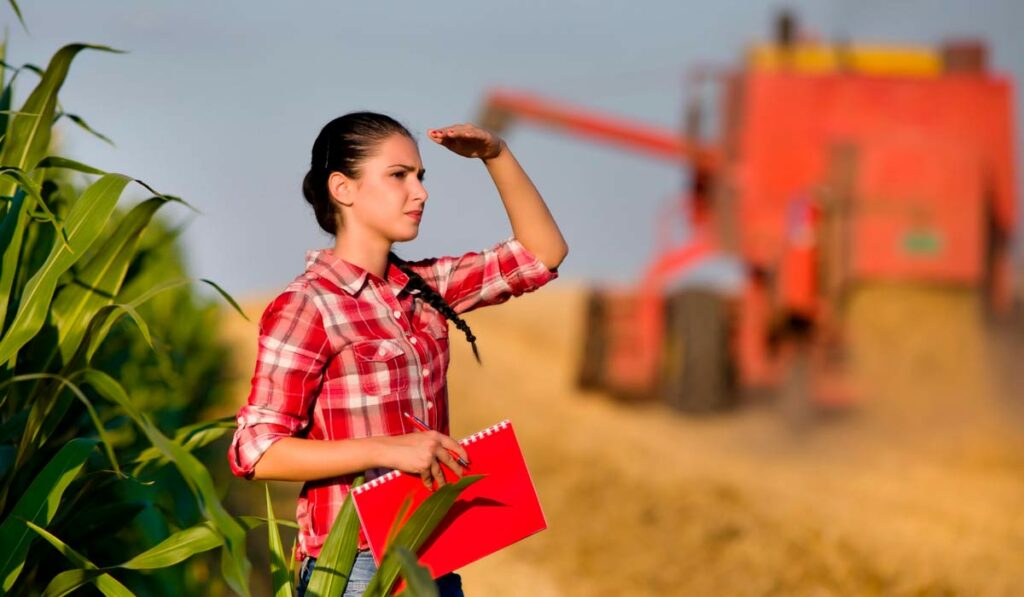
top-left (0, 36), bottom-right (251, 596)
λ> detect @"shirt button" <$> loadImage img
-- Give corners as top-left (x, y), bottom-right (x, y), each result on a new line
top-left (392, 309), bottom-right (402, 319)
top-left (377, 347), bottom-right (386, 356)
top-left (426, 400), bottom-right (434, 410)
top-left (421, 368), bottom-right (429, 378)
top-left (409, 337), bottom-right (417, 345)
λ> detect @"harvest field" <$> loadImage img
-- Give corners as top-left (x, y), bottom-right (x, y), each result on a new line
top-left (220, 284), bottom-right (1024, 596)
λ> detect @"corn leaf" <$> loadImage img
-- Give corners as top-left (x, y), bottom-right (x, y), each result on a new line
top-left (390, 546), bottom-right (438, 597)
top-left (0, 173), bottom-right (131, 365)
top-left (130, 417), bottom-right (234, 469)
top-left (0, 190), bottom-right (27, 329)
top-left (35, 155), bottom-right (106, 176)
top-left (5, 0), bottom-right (26, 33)
top-left (306, 475), bottom-right (365, 596)
top-left (364, 475), bottom-right (484, 596)
top-left (51, 195), bottom-right (173, 363)
top-left (0, 437), bottom-right (97, 592)
top-left (42, 569), bottom-right (106, 597)
top-left (3, 372), bottom-right (122, 477)
top-left (199, 278), bottom-right (250, 322)
top-left (0, 44), bottom-right (121, 183)
top-left (265, 484), bottom-right (292, 597)
top-left (56, 112), bottom-right (113, 146)
top-left (79, 369), bottom-right (252, 596)
top-left (23, 521), bottom-right (133, 597)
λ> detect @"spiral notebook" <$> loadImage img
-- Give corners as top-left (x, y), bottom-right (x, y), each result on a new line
top-left (350, 419), bottom-right (547, 579)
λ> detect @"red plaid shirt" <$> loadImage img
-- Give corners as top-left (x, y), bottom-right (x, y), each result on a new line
top-left (228, 237), bottom-right (557, 559)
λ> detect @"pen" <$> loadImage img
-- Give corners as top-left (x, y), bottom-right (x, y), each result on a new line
top-left (403, 411), bottom-right (470, 468)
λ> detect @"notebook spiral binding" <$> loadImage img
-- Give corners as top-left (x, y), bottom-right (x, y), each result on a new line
top-left (351, 419), bottom-right (512, 496)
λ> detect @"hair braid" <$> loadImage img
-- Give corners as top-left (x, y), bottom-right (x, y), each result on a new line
top-left (395, 262), bottom-right (481, 364)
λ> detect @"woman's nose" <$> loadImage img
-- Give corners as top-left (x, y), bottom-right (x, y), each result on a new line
top-left (412, 179), bottom-right (428, 202)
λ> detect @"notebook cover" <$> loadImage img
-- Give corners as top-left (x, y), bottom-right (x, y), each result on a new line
top-left (350, 419), bottom-right (547, 578)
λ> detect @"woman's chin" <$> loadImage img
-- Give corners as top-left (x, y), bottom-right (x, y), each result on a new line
top-left (391, 227), bottom-right (420, 243)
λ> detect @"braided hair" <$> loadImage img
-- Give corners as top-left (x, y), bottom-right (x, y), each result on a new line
top-left (301, 112), bottom-right (481, 363)
top-left (394, 260), bottom-right (480, 364)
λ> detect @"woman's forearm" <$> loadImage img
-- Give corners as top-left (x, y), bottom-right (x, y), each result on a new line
top-left (251, 436), bottom-right (385, 482)
top-left (483, 144), bottom-right (568, 270)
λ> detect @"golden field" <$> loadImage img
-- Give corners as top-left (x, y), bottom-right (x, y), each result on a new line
top-left (218, 283), bottom-right (1024, 596)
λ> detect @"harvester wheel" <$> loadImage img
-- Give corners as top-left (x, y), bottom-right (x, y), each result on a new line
top-left (577, 291), bottom-right (608, 390)
top-left (659, 289), bottom-right (736, 413)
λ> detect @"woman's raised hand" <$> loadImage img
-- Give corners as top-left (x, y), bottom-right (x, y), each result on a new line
top-left (378, 430), bottom-right (468, 490)
top-left (428, 123), bottom-right (505, 160)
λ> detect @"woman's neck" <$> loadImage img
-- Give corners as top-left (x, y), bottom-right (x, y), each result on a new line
top-left (333, 230), bottom-right (393, 279)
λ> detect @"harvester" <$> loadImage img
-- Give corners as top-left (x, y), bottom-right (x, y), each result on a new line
top-left (478, 15), bottom-right (1018, 413)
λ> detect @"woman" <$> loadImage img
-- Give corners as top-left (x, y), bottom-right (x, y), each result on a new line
top-left (228, 112), bottom-right (567, 596)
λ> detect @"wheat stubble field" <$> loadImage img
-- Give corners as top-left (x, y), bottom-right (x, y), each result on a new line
top-left (220, 284), bottom-right (1024, 596)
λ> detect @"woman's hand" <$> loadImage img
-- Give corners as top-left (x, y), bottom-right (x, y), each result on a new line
top-left (377, 431), bottom-right (468, 489)
top-left (428, 123), bottom-right (505, 161)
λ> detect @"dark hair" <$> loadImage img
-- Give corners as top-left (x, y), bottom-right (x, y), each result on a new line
top-left (302, 112), bottom-right (480, 362)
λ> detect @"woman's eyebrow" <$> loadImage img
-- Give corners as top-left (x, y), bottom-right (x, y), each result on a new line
top-left (388, 163), bottom-right (427, 177)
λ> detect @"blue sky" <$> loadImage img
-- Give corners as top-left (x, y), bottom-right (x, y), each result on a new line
top-left (9, 1), bottom-right (1024, 296)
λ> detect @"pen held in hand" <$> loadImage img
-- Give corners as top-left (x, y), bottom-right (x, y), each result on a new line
top-left (403, 411), bottom-right (471, 469)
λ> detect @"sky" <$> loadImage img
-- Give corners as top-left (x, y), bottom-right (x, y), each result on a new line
top-left (8, 1), bottom-right (1024, 298)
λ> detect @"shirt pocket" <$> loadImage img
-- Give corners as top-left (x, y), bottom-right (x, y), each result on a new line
top-left (350, 338), bottom-right (409, 396)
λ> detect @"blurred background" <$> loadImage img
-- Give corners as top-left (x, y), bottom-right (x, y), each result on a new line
top-left (12, 1), bottom-right (1024, 595)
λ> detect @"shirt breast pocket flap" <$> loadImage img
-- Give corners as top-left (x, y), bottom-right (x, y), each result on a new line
top-left (351, 339), bottom-right (408, 394)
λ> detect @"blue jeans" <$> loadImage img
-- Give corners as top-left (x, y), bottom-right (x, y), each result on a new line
top-left (296, 551), bottom-right (464, 596)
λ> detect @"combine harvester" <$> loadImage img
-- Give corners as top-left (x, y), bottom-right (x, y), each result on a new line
top-left (479, 14), bottom-right (1017, 414)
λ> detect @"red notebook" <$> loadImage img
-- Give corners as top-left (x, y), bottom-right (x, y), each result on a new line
top-left (350, 419), bottom-right (547, 578)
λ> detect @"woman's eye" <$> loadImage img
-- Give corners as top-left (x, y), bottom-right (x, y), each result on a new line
top-left (391, 171), bottom-right (405, 179)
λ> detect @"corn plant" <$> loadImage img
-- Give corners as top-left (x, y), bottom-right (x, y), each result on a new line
top-left (0, 38), bottom-right (259, 596)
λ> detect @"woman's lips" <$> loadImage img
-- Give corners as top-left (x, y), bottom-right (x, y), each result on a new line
top-left (405, 211), bottom-right (423, 222)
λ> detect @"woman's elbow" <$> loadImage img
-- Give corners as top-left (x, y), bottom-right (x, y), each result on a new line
top-left (541, 241), bottom-right (568, 271)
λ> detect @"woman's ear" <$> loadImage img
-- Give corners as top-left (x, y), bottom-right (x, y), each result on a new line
top-left (328, 171), bottom-right (354, 207)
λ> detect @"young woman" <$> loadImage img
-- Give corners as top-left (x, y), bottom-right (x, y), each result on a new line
top-left (228, 112), bottom-right (567, 596)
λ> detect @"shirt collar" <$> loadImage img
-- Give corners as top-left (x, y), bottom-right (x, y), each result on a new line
top-left (305, 249), bottom-right (412, 296)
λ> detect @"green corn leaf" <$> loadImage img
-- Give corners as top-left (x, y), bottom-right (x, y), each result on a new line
top-left (365, 475), bottom-right (484, 596)
top-left (199, 278), bottom-right (250, 322)
top-left (306, 475), bottom-right (365, 596)
top-left (0, 437), bottom-right (97, 592)
top-left (56, 112), bottom-right (113, 146)
top-left (120, 521), bottom-right (223, 571)
top-left (390, 546), bottom-right (439, 597)
top-left (4, 372), bottom-right (123, 477)
top-left (37, 510), bottom-right (243, 597)
top-left (0, 166), bottom-right (67, 243)
top-left (80, 369), bottom-right (252, 596)
top-left (0, 173), bottom-right (131, 365)
top-left (10, 303), bottom-right (152, 473)
top-left (117, 516), bottom-right (279, 572)
top-left (266, 484), bottom-right (292, 597)
top-left (51, 195), bottom-right (172, 363)
top-left (5, 0), bottom-right (27, 33)
top-left (23, 521), bottom-right (133, 597)
top-left (36, 155), bottom-right (106, 176)
top-left (0, 44), bottom-right (121, 187)
top-left (42, 569), bottom-right (106, 597)
top-left (0, 190), bottom-right (27, 329)
top-left (131, 417), bottom-right (235, 469)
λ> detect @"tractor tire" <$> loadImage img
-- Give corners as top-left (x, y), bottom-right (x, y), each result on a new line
top-left (659, 289), bottom-right (736, 413)
top-left (576, 291), bottom-right (608, 390)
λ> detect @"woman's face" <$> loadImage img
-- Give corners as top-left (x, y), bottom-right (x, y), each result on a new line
top-left (336, 133), bottom-right (428, 243)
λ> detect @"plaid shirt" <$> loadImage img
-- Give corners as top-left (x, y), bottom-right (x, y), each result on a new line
top-left (228, 237), bottom-right (557, 559)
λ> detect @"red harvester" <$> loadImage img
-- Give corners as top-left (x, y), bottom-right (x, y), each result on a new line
top-left (479, 15), bottom-right (1018, 414)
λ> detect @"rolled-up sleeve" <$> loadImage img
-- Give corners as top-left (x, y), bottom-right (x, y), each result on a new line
top-left (228, 290), bottom-right (332, 479)
top-left (406, 237), bottom-right (559, 315)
